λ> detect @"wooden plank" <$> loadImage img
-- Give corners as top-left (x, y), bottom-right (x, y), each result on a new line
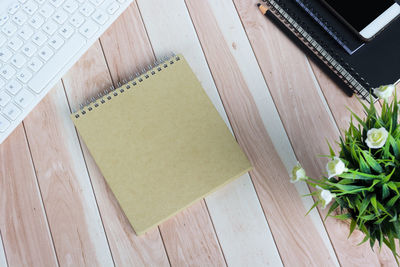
top-left (0, 232), bottom-right (6, 267)
top-left (63, 41), bottom-right (170, 266)
top-left (203, 0), bottom-right (339, 264)
top-left (99, 2), bottom-right (227, 266)
top-left (23, 82), bottom-right (114, 266)
top-left (140, 0), bottom-right (336, 265)
top-left (0, 125), bottom-right (58, 266)
top-left (137, 0), bottom-right (284, 266)
top-left (233, 0), bottom-right (395, 265)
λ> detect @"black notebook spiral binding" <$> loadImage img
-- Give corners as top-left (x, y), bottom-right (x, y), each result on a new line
top-left (73, 54), bottom-right (180, 118)
top-left (262, 0), bottom-right (373, 101)
top-left (293, 0), bottom-right (365, 55)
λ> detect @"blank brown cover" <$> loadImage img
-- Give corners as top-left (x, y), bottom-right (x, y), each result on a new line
top-left (71, 55), bottom-right (252, 235)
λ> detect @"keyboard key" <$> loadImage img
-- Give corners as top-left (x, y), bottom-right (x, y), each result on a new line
top-left (0, 15), bottom-right (9, 26)
top-left (53, 9), bottom-right (68, 24)
top-left (42, 20), bottom-right (58, 35)
top-left (2, 22), bottom-right (17, 36)
top-left (0, 48), bottom-right (13, 62)
top-left (29, 34), bottom-right (86, 93)
top-left (32, 31), bottom-right (47, 46)
top-left (39, 4), bottom-right (55, 18)
top-left (92, 10), bottom-right (108, 25)
top-left (49, 0), bottom-right (64, 7)
top-left (6, 80), bottom-right (22, 95)
top-left (69, 13), bottom-right (85, 27)
top-left (23, 1), bottom-right (39, 15)
top-left (8, 4), bottom-right (21, 15)
top-left (18, 24), bottom-right (34, 40)
top-left (14, 89), bottom-right (34, 108)
top-left (29, 14), bottom-right (44, 29)
top-left (0, 79), bottom-right (5, 88)
top-left (63, 0), bottom-right (79, 13)
top-left (107, 2), bottom-right (119, 14)
top-left (22, 43), bottom-right (37, 57)
top-left (16, 69), bottom-right (32, 83)
top-left (0, 91), bottom-right (11, 107)
top-left (79, 20), bottom-right (98, 38)
top-left (90, 0), bottom-right (104, 6)
top-left (48, 35), bottom-right (64, 49)
top-left (3, 103), bottom-right (21, 120)
top-left (12, 10), bottom-right (28, 25)
top-left (0, 65), bottom-right (16, 79)
top-left (38, 46), bottom-right (54, 61)
top-left (7, 36), bottom-right (23, 51)
top-left (0, 115), bottom-right (10, 132)
top-left (28, 57), bottom-right (43, 72)
top-left (59, 25), bottom-right (74, 38)
top-left (0, 34), bottom-right (6, 46)
top-left (79, 3), bottom-right (95, 16)
top-left (10, 54), bottom-right (27, 68)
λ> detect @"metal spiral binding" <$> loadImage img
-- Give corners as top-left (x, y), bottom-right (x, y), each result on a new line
top-left (261, 0), bottom-right (375, 102)
top-left (73, 53), bottom-right (181, 118)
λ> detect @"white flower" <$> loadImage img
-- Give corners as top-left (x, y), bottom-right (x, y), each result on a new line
top-left (373, 84), bottom-right (395, 100)
top-left (290, 162), bottom-right (307, 183)
top-left (316, 186), bottom-right (335, 209)
top-left (365, 127), bottom-right (388, 149)
top-left (326, 157), bottom-right (347, 178)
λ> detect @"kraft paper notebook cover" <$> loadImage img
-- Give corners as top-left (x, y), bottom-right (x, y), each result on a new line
top-left (71, 55), bottom-right (252, 235)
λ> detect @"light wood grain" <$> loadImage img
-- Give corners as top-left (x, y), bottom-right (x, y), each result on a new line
top-left (98, 2), bottom-right (231, 266)
top-left (0, 125), bottom-right (58, 266)
top-left (183, 0), bottom-right (338, 265)
top-left (203, 0), bottom-right (339, 264)
top-left (234, 0), bottom-right (396, 265)
top-left (23, 81), bottom-right (114, 266)
top-left (63, 41), bottom-right (170, 266)
top-left (159, 201), bottom-right (226, 267)
top-left (137, 0), bottom-right (285, 266)
top-left (0, 232), bottom-right (6, 267)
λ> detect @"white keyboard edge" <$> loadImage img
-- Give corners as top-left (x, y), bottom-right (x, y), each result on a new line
top-left (0, 0), bottom-right (134, 145)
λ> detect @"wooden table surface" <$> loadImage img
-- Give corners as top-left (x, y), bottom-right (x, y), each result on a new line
top-left (0, 0), bottom-right (397, 266)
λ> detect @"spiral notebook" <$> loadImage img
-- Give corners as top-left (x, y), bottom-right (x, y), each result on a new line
top-left (294, 0), bottom-right (364, 54)
top-left (261, 0), bottom-right (400, 101)
top-left (71, 55), bottom-right (252, 235)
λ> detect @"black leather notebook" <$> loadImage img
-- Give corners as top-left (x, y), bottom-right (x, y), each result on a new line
top-left (261, 0), bottom-right (400, 101)
top-left (294, 0), bottom-right (364, 54)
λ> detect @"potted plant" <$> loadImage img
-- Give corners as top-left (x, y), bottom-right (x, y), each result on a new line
top-left (291, 83), bottom-right (400, 262)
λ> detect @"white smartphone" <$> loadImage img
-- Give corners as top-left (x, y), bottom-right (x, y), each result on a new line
top-left (320, 0), bottom-right (400, 41)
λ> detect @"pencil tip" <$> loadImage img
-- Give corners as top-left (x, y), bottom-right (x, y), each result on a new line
top-left (256, 3), bottom-right (261, 6)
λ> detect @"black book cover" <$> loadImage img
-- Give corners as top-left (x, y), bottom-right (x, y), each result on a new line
top-left (262, 0), bottom-right (400, 95)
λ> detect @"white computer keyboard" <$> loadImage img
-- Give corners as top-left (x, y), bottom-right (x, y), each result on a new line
top-left (0, 0), bottom-right (133, 144)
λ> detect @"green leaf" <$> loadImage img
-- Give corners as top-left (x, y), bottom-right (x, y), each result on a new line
top-left (387, 195), bottom-right (400, 207)
top-left (326, 139), bottom-right (335, 158)
top-left (358, 195), bottom-right (372, 217)
top-left (332, 213), bottom-right (351, 220)
top-left (358, 235), bottom-right (370, 246)
top-left (382, 168), bottom-right (396, 183)
top-left (361, 150), bottom-right (383, 173)
top-left (359, 155), bottom-right (371, 174)
top-left (327, 182), bottom-right (366, 192)
top-left (382, 184), bottom-right (390, 200)
top-left (388, 181), bottom-right (400, 195)
top-left (325, 201), bottom-right (339, 221)
top-left (306, 201), bottom-right (319, 216)
top-left (348, 219), bottom-right (357, 238)
top-left (371, 195), bottom-right (379, 214)
top-left (389, 135), bottom-right (399, 158)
